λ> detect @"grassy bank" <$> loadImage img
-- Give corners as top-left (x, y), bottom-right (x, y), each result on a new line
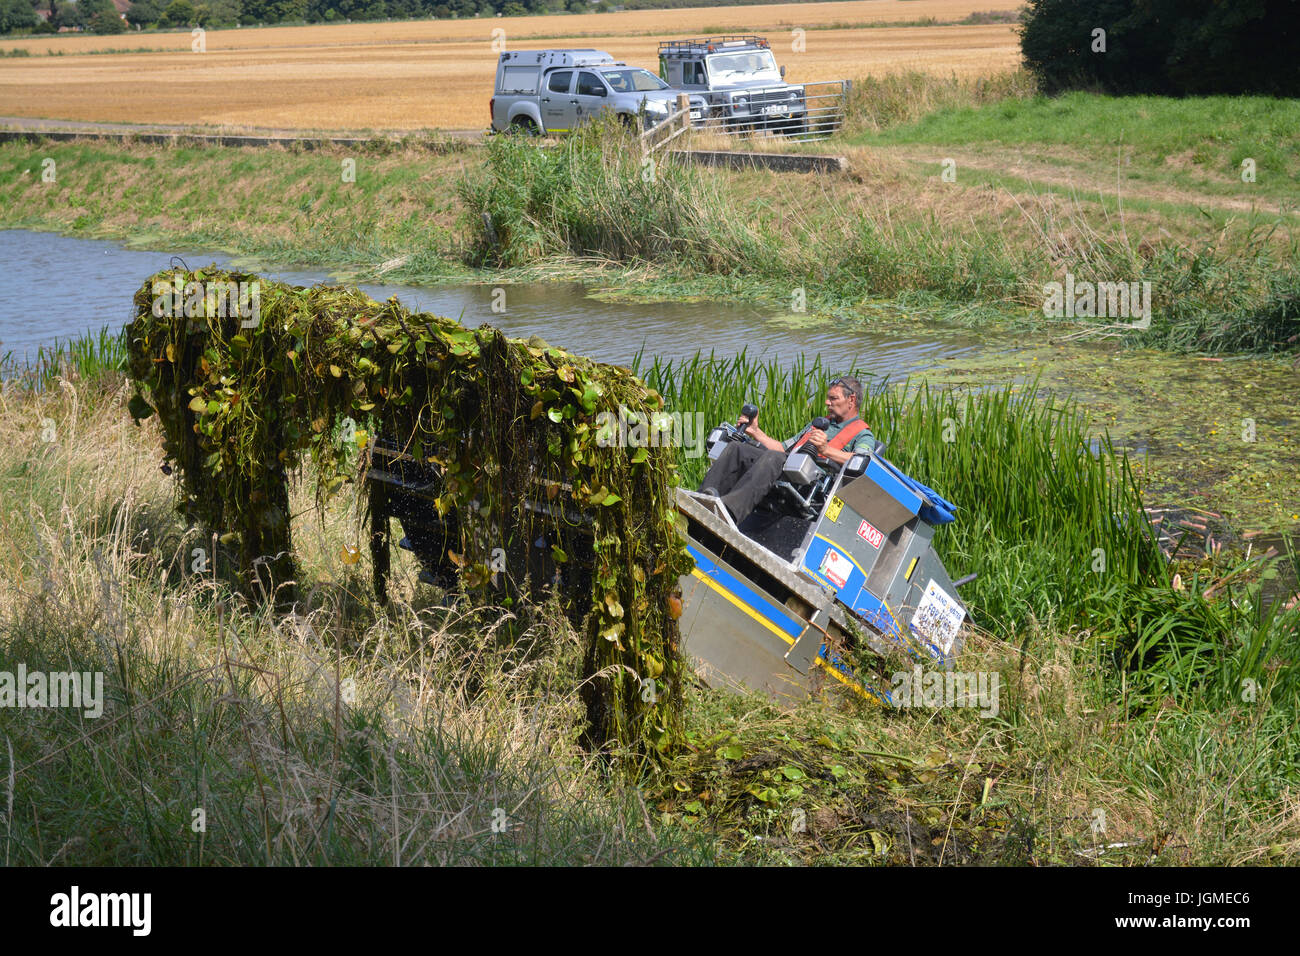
top-left (3, 348), bottom-right (1297, 864)
top-left (0, 370), bottom-right (711, 865)
top-left (2, 74), bottom-right (1297, 355)
top-left (460, 114), bottom-right (1299, 354)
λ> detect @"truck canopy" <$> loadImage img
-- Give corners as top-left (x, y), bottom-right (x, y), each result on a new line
top-left (496, 49), bottom-right (618, 93)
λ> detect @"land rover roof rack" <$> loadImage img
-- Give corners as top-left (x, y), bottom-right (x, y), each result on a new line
top-left (658, 36), bottom-right (771, 56)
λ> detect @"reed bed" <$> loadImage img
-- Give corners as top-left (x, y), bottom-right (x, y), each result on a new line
top-left (0, 324), bottom-right (127, 392)
top-left (460, 120), bottom-right (1300, 355)
top-left (634, 349), bottom-right (1300, 712)
top-left (1, 343), bottom-right (1297, 864)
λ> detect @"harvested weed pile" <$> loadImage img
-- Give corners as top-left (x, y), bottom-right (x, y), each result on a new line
top-left (125, 267), bottom-right (692, 756)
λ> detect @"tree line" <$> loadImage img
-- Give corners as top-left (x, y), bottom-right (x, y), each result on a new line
top-left (1021, 0), bottom-right (1298, 96)
top-left (2, 0), bottom-right (769, 36)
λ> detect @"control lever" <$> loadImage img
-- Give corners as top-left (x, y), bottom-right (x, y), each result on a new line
top-left (799, 416), bottom-right (830, 459)
top-left (737, 403), bottom-right (759, 437)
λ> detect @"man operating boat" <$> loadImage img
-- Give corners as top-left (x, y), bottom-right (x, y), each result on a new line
top-left (698, 376), bottom-right (875, 524)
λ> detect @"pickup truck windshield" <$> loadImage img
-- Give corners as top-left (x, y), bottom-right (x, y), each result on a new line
top-left (706, 50), bottom-right (779, 78)
top-left (600, 68), bottom-right (669, 93)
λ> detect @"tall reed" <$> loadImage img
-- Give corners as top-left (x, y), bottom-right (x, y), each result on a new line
top-left (0, 325), bottom-right (127, 392)
top-left (636, 349), bottom-right (1299, 709)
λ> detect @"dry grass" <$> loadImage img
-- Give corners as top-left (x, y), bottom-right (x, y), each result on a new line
top-left (0, 2), bottom-right (1021, 130)
top-left (0, 373), bottom-right (695, 865)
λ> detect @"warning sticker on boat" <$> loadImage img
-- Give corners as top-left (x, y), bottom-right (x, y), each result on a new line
top-left (818, 547), bottom-right (853, 589)
top-left (911, 580), bottom-right (964, 655)
top-left (857, 519), bottom-right (884, 549)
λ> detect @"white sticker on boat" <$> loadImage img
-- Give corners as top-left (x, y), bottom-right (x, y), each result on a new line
top-left (911, 579), bottom-right (964, 654)
top-left (818, 547), bottom-right (853, 589)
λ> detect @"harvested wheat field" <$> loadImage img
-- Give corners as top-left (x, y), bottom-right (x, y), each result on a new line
top-left (0, 1), bottom-right (1021, 130)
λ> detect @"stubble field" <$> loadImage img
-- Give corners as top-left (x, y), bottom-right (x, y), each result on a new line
top-left (0, 0), bottom-right (1021, 130)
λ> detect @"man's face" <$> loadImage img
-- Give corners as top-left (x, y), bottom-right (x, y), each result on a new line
top-left (825, 386), bottom-right (855, 423)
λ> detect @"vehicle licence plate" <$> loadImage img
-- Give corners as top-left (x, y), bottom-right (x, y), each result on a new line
top-left (762, 104), bottom-right (789, 116)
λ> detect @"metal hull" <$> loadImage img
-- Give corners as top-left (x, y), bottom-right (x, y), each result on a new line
top-left (367, 440), bottom-right (966, 708)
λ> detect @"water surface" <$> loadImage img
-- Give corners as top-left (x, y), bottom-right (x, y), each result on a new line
top-left (0, 229), bottom-right (978, 379)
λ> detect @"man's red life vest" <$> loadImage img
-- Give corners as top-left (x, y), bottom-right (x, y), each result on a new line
top-left (792, 417), bottom-right (870, 457)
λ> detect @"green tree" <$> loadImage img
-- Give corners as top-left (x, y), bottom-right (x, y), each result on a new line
top-left (52, 0), bottom-right (85, 27)
top-left (159, 0), bottom-right (196, 24)
top-left (243, 0), bottom-right (303, 23)
top-left (1020, 0), bottom-right (1300, 96)
top-left (89, 6), bottom-right (127, 30)
top-left (1165, 0), bottom-right (1300, 96)
top-left (0, 0), bottom-right (38, 32)
top-left (126, 0), bottom-right (165, 24)
top-left (78, 0), bottom-right (127, 30)
top-left (195, 0), bottom-right (239, 24)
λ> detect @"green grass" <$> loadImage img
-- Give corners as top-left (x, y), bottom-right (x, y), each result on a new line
top-left (2, 341), bottom-right (1298, 865)
top-left (0, 324), bottom-right (127, 392)
top-left (0, 369), bottom-right (712, 866)
top-left (1, 608), bottom-right (707, 865)
top-left (4, 85), bottom-right (1299, 356)
top-left (635, 350), bottom-right (1300, 712)
top-left (651, 629), bottom-right (1300, 864)
top-left (857, 91), bottom-right (1300, 193)
top-left (459, 120), bottom-right (1299, 354)
top-left (0, 142), bottom-right (469, 277)
top-left (841, 69), bottom-right (1041, 135)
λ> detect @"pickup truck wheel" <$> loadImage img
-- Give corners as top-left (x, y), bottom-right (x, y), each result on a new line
top-left (508, 117), bottom-right (539, 136)
top-left (620, 113), bottom-right (638, 133)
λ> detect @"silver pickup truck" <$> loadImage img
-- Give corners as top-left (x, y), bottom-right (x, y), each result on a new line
top-left (491, 49), bottom-right (699, 134)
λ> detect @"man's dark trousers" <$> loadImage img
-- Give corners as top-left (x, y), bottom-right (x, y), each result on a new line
top-left (699, 441), bottom-right (786, 524)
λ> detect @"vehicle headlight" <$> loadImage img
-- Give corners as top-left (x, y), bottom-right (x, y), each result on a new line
top-left (734, 96), bottom-right (749, 111)
top-left (646, 101), bottom-right (668, 112)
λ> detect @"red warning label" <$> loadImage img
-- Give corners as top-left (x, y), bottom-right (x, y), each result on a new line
top-left (857, 519), bottom-right (884, 549)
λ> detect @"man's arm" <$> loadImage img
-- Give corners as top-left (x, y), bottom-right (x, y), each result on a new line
top-left (738, 414), bottom-right (786, 453)
top-left (818, 443), bottom-right (856, 466)
top-left (805, 427), bottom-right (875, 466)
